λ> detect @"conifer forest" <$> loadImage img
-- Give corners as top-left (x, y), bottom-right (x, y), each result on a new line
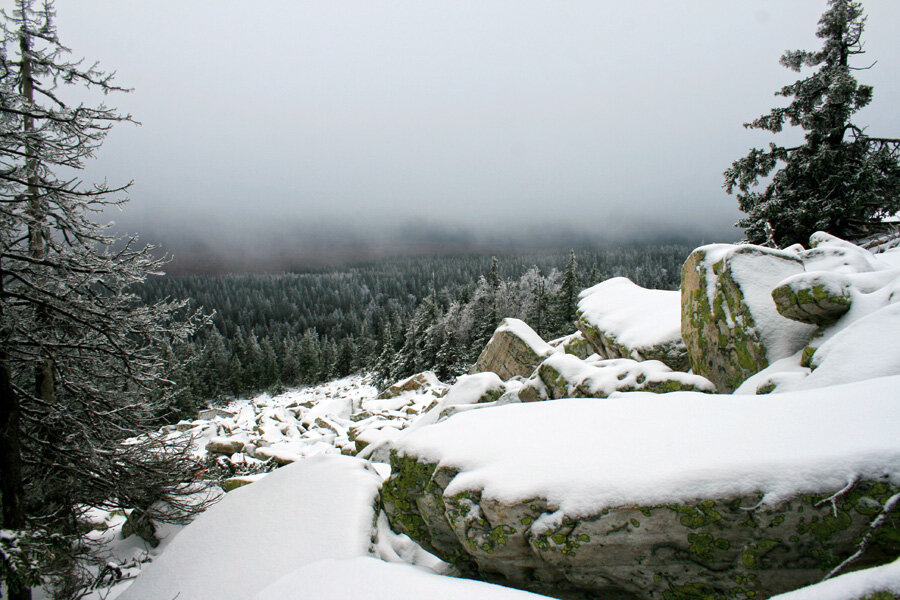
top-left (138, 243), bottom-right (692, 416)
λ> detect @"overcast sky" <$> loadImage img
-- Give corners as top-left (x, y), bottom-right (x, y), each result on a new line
top-left (18, 1), bottom-right (900, 247)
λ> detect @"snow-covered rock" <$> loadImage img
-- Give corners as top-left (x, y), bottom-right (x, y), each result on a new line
top-left (409, 372), bottom-right (506, 429)
top-left (473, 318), bottom-right (552, 380)
top-left (119, 455), bottom-right (382, 600)
top-left (681, 244), bottom-right (816, 391)
top-left (382, 376), bottom-right (900, 599)
top-left (205, 436), bottom-right (245, 455)
top-left (518, 353), bottom-right (715, 401)
top-left (549, 331), bottom-right (596, 360)
top-left (378, 371), bottom-right (447, 399)
top-left (772, 271), bottom-right (853, 325)
top-left (576, 277), bottom-right (688, 370)
top-left (736, 235), bottom-right (900, 394)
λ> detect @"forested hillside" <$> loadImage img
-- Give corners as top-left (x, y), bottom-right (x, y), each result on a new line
top-left (136, 243), bottom-right (693, 416)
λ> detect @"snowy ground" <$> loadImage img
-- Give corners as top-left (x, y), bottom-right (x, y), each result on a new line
top-left (75, 235), bottom-right (900, 600)
top-left (84, 373), bottom-right (512, 599)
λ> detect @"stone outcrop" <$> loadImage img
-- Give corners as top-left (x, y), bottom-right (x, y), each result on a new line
top-left (473, 318), bottom-right (552, 380)
top-left (772, 273), bottom-right (852, 325)
top-left (681, 245), bottom-right (816, 392)
top-left (382, 451), bottom-right (899, 600)
top-left (576, 278), bottom-right (689, 371)
top-left (518, 353), bottom-right (715, 402)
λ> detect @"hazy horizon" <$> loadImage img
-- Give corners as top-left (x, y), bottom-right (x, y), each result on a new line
top-left (9, 1), bottom-right (899, 270)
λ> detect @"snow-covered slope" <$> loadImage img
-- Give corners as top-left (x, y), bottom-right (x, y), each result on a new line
top-left (255, 556), bottom-right (553, 600)
top-left (111, 233), bottom-right (900, 600)
top-left (119, 456), bottom-right (381, 600)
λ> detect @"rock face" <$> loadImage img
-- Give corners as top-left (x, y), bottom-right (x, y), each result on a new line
top-left (576, 278), bottom-right (689, 371)
top-left (772, 273), bottom-right (853, 325)
top-left (681, 245), bottom-right (816, 392)
top-left (518, 353), bottom-right (715, 402)
top-left (473, 318), bottom-right (552, 380)
top-left (382, 452), bottom-right (899, 600)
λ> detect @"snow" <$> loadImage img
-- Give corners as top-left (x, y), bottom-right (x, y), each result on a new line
top-left (495, 317), bottom-right (552, 356)
top-left (118, 455), bottom-right (382, 600)
top-left (254, 556), bottom-right (554, 600)
top-left (768, 557), bottom-right (900, 600)
top-left (370, 512), bottom-right (449, 574)
top-left (80, 233), bottom-right (900, 600)
top-left (876, 245), bottom-right (900, 268)
top-left (393, 375), bottom-right (900, 518)
top-left (409, 372), bottom-right (505, 429)
top-left (800, 302), bottom-right (900, 389)
top-left (59, 512), bottom-right (187, 600)
top-left (740, 235), bottom-right (900, 394)
top-left (539, 353), bottom-right (714, 396)
top-left (577, 277), bottom-right (682, 350)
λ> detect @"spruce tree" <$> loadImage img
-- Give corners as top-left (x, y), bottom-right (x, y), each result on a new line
top-left (0, 2), bottom-right (209, 595)
top-left (724, 0), bottom-right (900, 247)
top-left (553, 250), bottom-right (581, 336)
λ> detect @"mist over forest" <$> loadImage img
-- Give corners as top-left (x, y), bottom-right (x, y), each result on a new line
top-left (129, 217), bottom-right (734, 275)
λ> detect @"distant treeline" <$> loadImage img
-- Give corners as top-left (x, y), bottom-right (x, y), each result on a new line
top-left (136, 244), bottom-right (693, 417)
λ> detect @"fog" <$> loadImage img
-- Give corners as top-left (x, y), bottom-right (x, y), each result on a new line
top-left (21, 1), bottom-right (900, 268)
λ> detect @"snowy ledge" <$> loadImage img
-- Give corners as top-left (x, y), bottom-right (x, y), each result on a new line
top-left (576, 277), bottom-right (683, 350)
top-left (392, 375), bottom-right (900, 516)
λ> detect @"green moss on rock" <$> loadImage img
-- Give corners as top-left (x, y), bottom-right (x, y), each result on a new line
top-left (681, 246), bottom-right (811, 392)
top-left (381, 450), bottom-right (900, 600)
top-left (772, 277), bottom-right (852, 325)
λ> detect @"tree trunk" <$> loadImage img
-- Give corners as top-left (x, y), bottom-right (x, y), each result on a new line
top-left (19, 9), bottom-right (56, 406)
top-left (0, 351), bottom-right (31, 600)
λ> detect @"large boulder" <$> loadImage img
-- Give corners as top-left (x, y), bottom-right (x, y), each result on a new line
top-left (382, 378), bottom-right (900, 600)
top-left (518, 353), bottom-right (715, 402)
top-left (681, 244), bottom-right (816, 392)
top-left (576, 277), bottom-right (688, 371)
top-left (473, 318), bottom-right (552, 380)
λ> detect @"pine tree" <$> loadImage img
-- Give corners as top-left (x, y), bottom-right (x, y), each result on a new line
top-left (487, 255), bottom-right (501, 290)
top-left (552, 250), bottom-right (581, 336)
top-left (260, 338), bottom-right (279, 388)
top-left (586, 262), bottom-right (604, 287)
top-left (279, 337), bottom-right (300, 385)
top-left (529, 272), bottom-right (549, 338)
top-left (373, 321), bottom-right (395, 387)
top-left (0, 2), bottom-right (209, 595)
top-left (298, 329), bottom-right (321, 384)
top-left (724, 0), bottom-right (900, 247)
top-left (335, 336), bottom-right (356, 377)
